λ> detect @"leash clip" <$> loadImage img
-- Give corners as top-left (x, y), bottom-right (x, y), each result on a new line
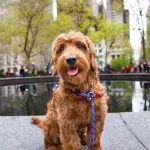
top-left (87, 92), bottom-right (94, 102)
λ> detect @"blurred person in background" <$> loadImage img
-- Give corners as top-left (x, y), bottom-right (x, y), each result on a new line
top-left (19, 66), bottom-right (25, 77)
top-left (31, 62), bottom-right (36, 76)
top-left (12, 67), bottom-right (19, 77)
top-left (143, 61), bottom-right (149, 73)
top-left (0, 69), bottom-right (5, 78)
top-left (6, 67), bottom-right (12, 77)
top-left (138, 62), bottom-right (143, 72)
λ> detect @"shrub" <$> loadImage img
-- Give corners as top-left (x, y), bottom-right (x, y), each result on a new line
top-left (111, 57), bottom-right (130, 71)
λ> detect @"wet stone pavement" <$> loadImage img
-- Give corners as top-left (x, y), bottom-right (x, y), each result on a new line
top-left (0, 112), bottom-right (150, 150)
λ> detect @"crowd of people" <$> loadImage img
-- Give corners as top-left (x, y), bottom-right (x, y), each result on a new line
top-left (122, 62), bottom-right (150, 73)
top-left (0, 66), bottom-right (32, 78)
top-left (99, 61), bottom-right (150, 73)
top-left (0, 61), bottom-right (150, 78)
top-left (0, 63), bottom-right (53, 78)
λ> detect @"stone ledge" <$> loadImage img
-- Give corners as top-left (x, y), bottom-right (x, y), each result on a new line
top-left (0, 112), bottom-right (150, 150)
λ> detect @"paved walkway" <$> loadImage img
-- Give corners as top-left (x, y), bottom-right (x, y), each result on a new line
top-left (0, 112), bottom-right (150, 150)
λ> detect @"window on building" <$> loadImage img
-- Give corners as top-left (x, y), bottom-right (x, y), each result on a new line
top-left (123, 10), bottom-right (129, 24)
top-left (0, 0), bottom-right (4, 6)
top-left (117, 55), bottom-right (120, 58)
top-left (112, 55), bottom-right (115, 59)
top-left (99, 48), bottom-right (102, 53)
top-left (99, 56), bottom-right (102, 59)
top-left (7, 55), bottom-right (10, 65)
top-left (98, 5), bottom-right (104, 18)
top-left (0, 56), bottom-right (3, 67)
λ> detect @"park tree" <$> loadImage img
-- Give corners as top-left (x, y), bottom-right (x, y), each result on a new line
top-left (0, 0), bottom-right (132, 72)
top-left (0, 0), bottom-right (53, 71)
top-left (0, 0), bottom-right (76, 71)
top-left (112, 0), bottom-right (124, 12)
top-left (36, 12), bottom-right (75, 67)
top-left (0, 19), bottom-right (13, 45)
top-left (56, 0), bottom-right (131, 67)
top-left (57, 0), bottom-right (97, 34)
top-left (88, 19), bottom-right (130, 66)
top-left (0, 18), bottom-right (15, 55)
top-left (43, 12), bottom-right (75, 41)
top-left (8, 0), bottom-right (50, 69)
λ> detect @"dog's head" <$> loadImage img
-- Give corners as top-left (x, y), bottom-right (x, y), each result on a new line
top-left (51, 32), bottom-right (97, 85)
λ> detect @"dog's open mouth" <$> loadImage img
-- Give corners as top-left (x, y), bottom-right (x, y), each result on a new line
top-left (67, 67), bottom-right (79, 76)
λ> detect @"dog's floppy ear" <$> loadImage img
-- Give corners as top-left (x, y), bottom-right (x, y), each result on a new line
top-left (52, 62), bottom-right (57, 76)
top-left (90, 50), bottom-right (97, 70)
top-left (51, 53), bottom-right (58, 76)
top-left (85, 35), bottom-right (97, 70)
top-left (51, 41), bottom-right (58, 77)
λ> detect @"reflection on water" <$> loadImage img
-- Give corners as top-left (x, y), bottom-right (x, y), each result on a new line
top-left (106, 81), bottom-right (134, 113)
top-left (0, 82), bottom-right (149, 116)
top-left (132, 82), bottom-right (144, 112)
top-left (0, 83), bottom-right (53, 116)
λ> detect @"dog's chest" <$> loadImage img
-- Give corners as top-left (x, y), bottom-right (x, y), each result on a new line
top-left (56, 94), bottom-right (91, 123)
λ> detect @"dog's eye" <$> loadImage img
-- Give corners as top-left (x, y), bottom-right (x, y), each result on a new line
top-left (76, 43), bottom-right (84, 49)
top-left (58, 45), bottom-right (64, 53)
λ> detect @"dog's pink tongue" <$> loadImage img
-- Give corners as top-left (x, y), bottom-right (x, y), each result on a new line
top-left (67, 67), bottom-right (78, 76)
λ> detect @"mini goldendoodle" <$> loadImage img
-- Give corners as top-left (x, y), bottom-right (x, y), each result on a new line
top-left (32, 32), bottom-right (108, 150)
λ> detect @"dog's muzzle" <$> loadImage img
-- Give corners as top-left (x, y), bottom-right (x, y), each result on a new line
top-left (66, 56), bottom-right (76, 66)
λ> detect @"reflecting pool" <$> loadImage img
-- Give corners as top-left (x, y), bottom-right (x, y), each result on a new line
top-left (0, 81), bottom-right (149, 116)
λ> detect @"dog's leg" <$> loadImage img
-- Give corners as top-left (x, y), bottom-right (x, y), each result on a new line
top-left (92, 115), bottom-right (106, 150)
top-left (46, 145), bottom-right (62, 150)
top-left (93, 133), bottom-right (102, 150)
top-left (42, 121), bottom-right (62, 150)
top-left (43, 101), bottom-right (62, 150)
top-left (46, 146), bottom-right (57, 150)
top-left (58, 120), bottom-right (82, 150)
top-left (78, 125), bottom-right (88, 145)
top-left (31, 117), bottom-right (44, 128)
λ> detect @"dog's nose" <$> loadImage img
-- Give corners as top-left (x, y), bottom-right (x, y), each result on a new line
top-left (66, 56), bottom-right (76, 65)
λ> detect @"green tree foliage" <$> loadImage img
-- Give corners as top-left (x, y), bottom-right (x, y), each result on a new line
top-left (44, 12), bottom-right (75, 41)
top-left (88, 19), bottom-right (130, 66)
top-left (112, 0), bottom-right (124, 12)
top-left (111, 57), bottom-right (130, 70)
top-left (0, 0), bottom-right (51, 69)
top-left (0, 19), bottom-right (14, 44)
top-left (0, 0), bottom-right (132, 71)
top-left (0, 19), bottom-right (15, 54)
top-left (0, 0), bottom-right (74, 70)
top-left (57, 0), bottom-right (96, 34)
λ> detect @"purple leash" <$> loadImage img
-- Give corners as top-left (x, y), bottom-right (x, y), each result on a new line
top-left (87, 92), bottom-right (95, 150)
top-left (78, 91), bottom-right (95, 150)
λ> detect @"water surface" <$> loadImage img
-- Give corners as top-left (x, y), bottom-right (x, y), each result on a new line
top-left (0, 81), bottom-right (149, 116)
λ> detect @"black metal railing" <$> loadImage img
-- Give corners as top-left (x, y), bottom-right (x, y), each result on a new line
top-left (0, 73), bottom-right (150, 86)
